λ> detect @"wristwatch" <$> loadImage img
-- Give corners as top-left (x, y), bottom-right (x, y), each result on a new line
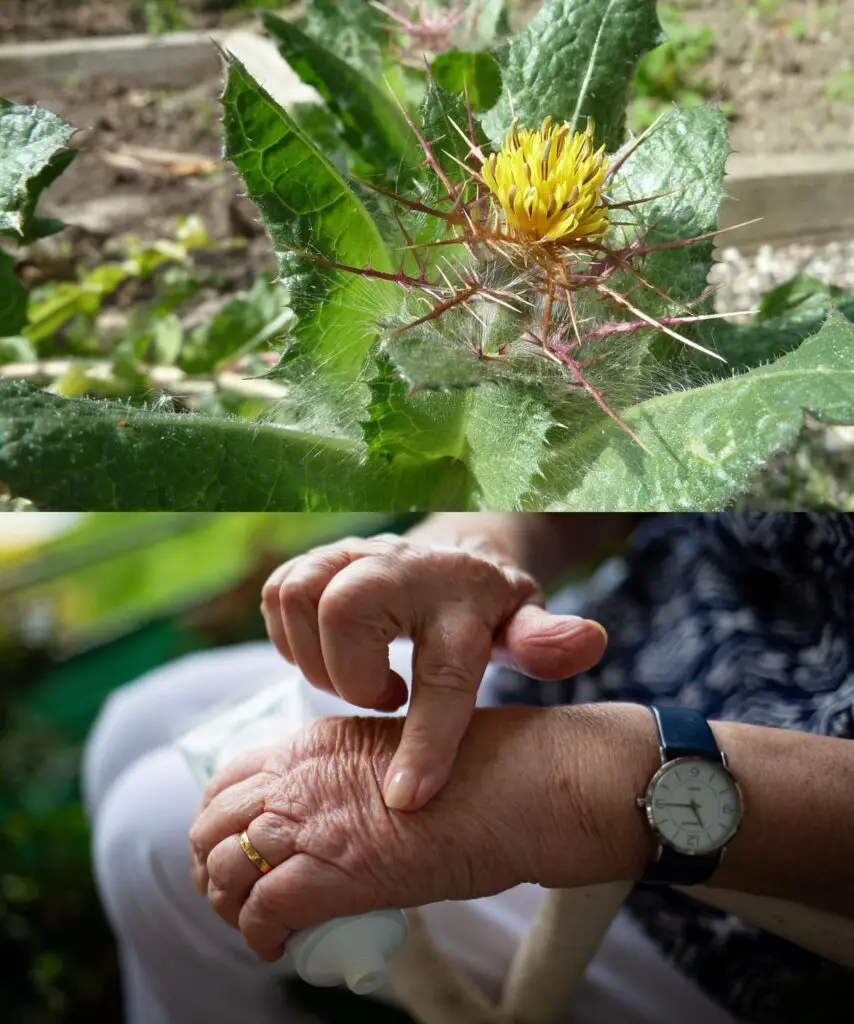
top-left (636, 705), bottom-right (743, 885)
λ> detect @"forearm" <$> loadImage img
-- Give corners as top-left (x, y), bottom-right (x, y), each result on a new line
top-left (540, 704), bottom-right (854, 920)
top-left (709, 718), bottom-right (854, 918)
top-left (405, 513), bottom-right (636, 590)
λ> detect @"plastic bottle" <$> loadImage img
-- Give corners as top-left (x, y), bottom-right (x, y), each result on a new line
top-left (176, 673), bottom-right (409, 996)
top-left (286, 910), bottom-right (409, 994)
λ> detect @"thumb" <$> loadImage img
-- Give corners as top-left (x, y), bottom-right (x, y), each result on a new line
top-left (495, 604), bottom-right (607, 680)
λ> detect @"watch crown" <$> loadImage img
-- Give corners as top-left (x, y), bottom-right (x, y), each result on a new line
top-left (635, 796), bottom-right (647, 809)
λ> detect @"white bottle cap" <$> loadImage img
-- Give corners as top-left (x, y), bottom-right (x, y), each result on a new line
top-left (286, 910), bottom-right (409, 995)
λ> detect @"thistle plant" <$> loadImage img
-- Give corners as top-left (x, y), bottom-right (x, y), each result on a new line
top-left (291, 99), bottom-right (754, 449)
top-left (370, 1), bottom-right (480, 60)
top-left (1, 0), bottom-right (853, 512)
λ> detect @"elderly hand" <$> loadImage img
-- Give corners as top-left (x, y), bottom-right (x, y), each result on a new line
top-left (189, 705), bottom-right (629, 964)
top-left (260, 532), bottom-right (607, 810)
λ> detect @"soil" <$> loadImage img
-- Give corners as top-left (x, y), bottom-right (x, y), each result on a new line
top-left (1, 0), bottom-right (852, 278)
top-left (677, 0), bottom-right (854, 156)
top-left (515, 0), bottom-right (854, 155)
top-left (0, 1), bottom-right (274, 42)
top-left (3, 73), bottom-right (276, 287)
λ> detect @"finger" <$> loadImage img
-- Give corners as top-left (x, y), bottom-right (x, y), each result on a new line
top-left (190, 749), bottom-right (275, 893)
top-left (261, 541), bottom-right (365, 667)
top-left (239, 855), bottom-right (375, 961)
top-left (198, 746), bottom-right (272, 814)
top-left (384, 611), bottom-right (492, 812)
top-left (317, 557), bottom-right (411, 710)
top-left (278, 547), bottom-right (360, 693)
top-left (206, 812), bottom-right (296, 929)
top-left (496, 606), bottom-right (608, 680)
top-left (261, 558), bottom-right (301, 662)
top-left (268, 536), bottom-right (400, 695)
top-left (190, 774), bottom-right (271, 868)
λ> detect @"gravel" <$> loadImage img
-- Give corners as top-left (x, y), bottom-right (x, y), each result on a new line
top-left (711, 239), bottom-right (854, 313)
top-left (710, 238), bottom-right (854, 459)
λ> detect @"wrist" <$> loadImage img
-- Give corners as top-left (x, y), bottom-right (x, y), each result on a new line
top-left (532, 703), bottom-right (660, 888)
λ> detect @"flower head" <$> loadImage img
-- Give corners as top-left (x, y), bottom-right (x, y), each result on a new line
top-left (481, 117), bottom-right (610, 244)
top-left (371, 1), bottom-right (474, 56)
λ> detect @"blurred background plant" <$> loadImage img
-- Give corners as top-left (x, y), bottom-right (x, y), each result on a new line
top-left (628, 3), bottom-right (725, 131)
top-left (133, 0), bottom-right (187, 34)
top-left (133, 0), bottom-right (293, 35)
top-left (5, 213), bottom-right (295, 421)
top-left (0, 512), bottom-right (412, 1022)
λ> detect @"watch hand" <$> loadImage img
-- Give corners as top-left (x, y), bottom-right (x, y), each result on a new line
top-left (687, 800), bottom-right (704, 826)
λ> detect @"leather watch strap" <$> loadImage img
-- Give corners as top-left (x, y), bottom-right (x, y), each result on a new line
top-left (650, 705), bottom-right (723, 763)
top-left (640, 705), bottom-right (725, 886)
top-left (642, 844), bottom-right (720, 885)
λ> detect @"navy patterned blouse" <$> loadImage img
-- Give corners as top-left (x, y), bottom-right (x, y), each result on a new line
top-left (493, 513), bottom-right (854, 1024)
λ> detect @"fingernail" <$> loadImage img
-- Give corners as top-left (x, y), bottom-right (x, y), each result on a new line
top-left (384, 769), bottom-right (419, 810)
top-left (586, 619), bottom-right (608, 642)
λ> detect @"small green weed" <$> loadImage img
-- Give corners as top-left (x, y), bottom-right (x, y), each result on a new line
top-left (824, 67), bottom-right (854, 103)
top-left (134, 0), bottom-right (186, 35)
top-left (629, 4), bottom-right (718, 131)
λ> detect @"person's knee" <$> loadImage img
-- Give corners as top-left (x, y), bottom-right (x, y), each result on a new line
top-left (82, 643), bottom-right (280, 816)
top-left (92, 745), bottom-right (200, 945)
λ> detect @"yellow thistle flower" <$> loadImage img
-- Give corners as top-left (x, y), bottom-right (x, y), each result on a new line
top-left (481, 117), bottom-right (610, 245)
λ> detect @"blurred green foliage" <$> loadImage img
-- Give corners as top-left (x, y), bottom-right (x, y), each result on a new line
top-left (1, 513), bottom-right (381, 646)
top-left (133, 0), bottom-right (293, 36)
top-left (0, 512), bottom-right (403, 1022)
top-left (629, 3), bottom-right (722, 131)
top-left (3, 214), bottom-right (294, 419)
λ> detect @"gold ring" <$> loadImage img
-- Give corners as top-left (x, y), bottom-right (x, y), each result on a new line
top-left (239, 830), bottom-right (272, 875)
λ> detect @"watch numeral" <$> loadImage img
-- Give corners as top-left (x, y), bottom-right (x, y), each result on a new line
top-left (687, 835), bottom-right (698, 846)
top-left (689, 767), bottom-right (700, 777)
top-left (722, 804), bottom-right (732, 814)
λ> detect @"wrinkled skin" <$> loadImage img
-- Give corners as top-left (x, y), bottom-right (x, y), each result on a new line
top-left (190, 707), bottom-right (571, 963)
top-left (259, 532), bottom-right (607, 809)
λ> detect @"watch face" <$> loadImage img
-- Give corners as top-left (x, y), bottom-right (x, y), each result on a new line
top-left (646, 757), bottom-right (742, 856)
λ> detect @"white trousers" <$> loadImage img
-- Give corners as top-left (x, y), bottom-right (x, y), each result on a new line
top-left (82, 641), bottom-right (737, 1024)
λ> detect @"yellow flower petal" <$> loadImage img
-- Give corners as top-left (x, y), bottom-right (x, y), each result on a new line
top-left (481, 117), bottom-right (609, 244)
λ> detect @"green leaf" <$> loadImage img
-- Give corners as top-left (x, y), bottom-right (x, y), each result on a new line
top-left (419, 78), bottom-right (490, 185)
top-left (221, 53), bottom-right (398, 437)
top-left (152, 313), bottom-right (184, 367)
top-left (471, 0), bottom-right (512, 46)
top-left (383, 327), bottom-right (495, 391)
top-left (0, 381), bottom-right (473, 511)
top-left (698, 289), bottom-right (854, 371)
top-left (378, 329), bottom-right (562, 508)
top-left (610, 105), bottom-right (729, 313)
top-left (528, 311), bottom-right (854, 511)
top-left (631, 3), bottom-right (715, 108)
top-left (0, 334), bottom-right (35, 363)
top-left (757, 274), bottom-right (847, 322)
top-left (24, 265), bottom-right (129, 345)
top-left (483, 0), bottom-right (661, 151)
top-left (0, 249), bottom-right (27, 336)
top-left (302, 0), bottom-right (387, 78)
top-left (261, 12), bottom-right (417, 186)
top-left (289, 101), bottom-right (349, 174)
top-left (364, 354), bottom-right (469, 460)
top-left (431, 51), bottom-right (503, 112)
top-left (179, 277), bottom-right (292, 374)
top-left (465, 382), bottom-right (554, 508)
top-left (0, 98), bottom-right (77, 244)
